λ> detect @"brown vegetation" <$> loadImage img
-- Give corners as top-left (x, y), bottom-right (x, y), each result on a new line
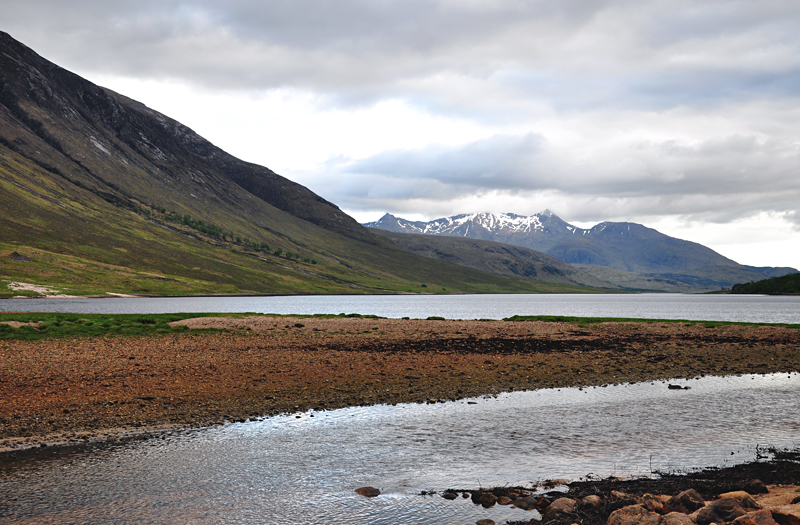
top-left (1, 317), bottom-right (798, 451)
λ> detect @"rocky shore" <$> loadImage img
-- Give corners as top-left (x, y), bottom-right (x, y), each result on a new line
top-left (446, 449), bottom-right (800, 525)
top-left (1, 316), bottom-right (799, 451)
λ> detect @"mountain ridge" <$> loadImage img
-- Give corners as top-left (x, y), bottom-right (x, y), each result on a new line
top-left (365, 212), bottom-right (796, 291)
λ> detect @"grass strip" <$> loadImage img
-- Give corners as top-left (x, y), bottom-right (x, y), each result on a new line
top-left (0, 311), bottom-right (389, 341)
top-left (0, 312), bottom-right (227, 341)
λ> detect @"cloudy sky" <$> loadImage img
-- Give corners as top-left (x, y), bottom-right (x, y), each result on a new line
top-left (4, 0), bottom-right (800, 268)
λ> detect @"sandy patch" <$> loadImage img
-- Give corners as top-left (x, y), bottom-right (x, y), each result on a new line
top-left (5, 281), bottom-right (80, 298)
top-left (1, 321), bottom-right (40, 329)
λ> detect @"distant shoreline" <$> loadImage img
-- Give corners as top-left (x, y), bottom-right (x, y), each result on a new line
top-left (1, 316), bottom-right (799, 453)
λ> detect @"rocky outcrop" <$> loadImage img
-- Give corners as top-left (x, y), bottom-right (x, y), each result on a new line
top-left (453, 476), bottom-right (800, 525)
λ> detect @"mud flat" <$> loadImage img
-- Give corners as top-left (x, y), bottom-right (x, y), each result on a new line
top-left (1, 316), bottom-right (798, 451)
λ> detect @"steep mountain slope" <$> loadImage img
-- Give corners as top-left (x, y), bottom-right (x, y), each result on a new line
top-left (366, 212), bottom-right (795, 290)
top-left (371, 229), bottom-right (618, 289)
top-left (0, 31), bottom-right (595, 296)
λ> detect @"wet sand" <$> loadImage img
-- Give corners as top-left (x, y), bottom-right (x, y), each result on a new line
top-left (1, 316), bottom-right (799, 451)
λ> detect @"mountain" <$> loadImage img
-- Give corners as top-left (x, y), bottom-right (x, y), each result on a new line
top-left (370, 229), bottom-right (617, 289)
top-left (0, 31), bottom-right (596, 297)
top-left (365, 212), bottom-right (796, 291)
top-left (366, 211), bottom-right (581, 252)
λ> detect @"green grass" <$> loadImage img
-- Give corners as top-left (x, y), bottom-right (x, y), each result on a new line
top-left (0, 312), bottom-right (395, 341)
top-left (0, 313), bottom-right (225, 341)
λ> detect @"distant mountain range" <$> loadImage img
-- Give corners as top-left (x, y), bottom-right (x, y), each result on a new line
top-left (366, 212), bottom-right (797, 291)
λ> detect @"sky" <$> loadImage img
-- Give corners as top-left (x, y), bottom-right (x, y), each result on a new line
top-left (3, 0), bottom-right (800, 268)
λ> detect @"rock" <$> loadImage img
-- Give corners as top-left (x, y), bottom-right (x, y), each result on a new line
top-left (661, 512), bottom-right (696, 525)
top-left (607, 505), bottom-right (662, 525)
top-left (717, 491), bottom-right (759, 510)
top-left (442, 491), bottom-right (458, 500)
top-left (355, 486), bottom-right (381, 497)
top-left (613, 491), bottom-right (640, 505)
top-left (476, 520), bottom-right (496, 525)
top-left (498, 496), bottom-right (513, 505)
top-left (770, 506), bottom-right (800, 525)
top-left (721, 492), bottom-right (759, 506)
top-left (743, 480), bottom-right (769, 495)
top-left (477, 492), bottom-right (498, 508)
top-left (665, 489), bottom-right (707, 514)
top-left (732, 510), bottom-right (780, 525)
top-left (642, 493), bottom-right (665, 514)
top-left (696, 498), bottom-right (747, 525)
top-left (543, 498), bottom-right (577, 522)
top-left (512, 495), bottom-right (539, 510)
top-left (580, 495), bottom-right (603, 510)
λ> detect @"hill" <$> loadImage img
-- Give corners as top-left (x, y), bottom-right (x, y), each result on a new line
top-left (370, 229), bottom-right (618, 289)
top-left (731, 273), bottom-right (800, 295)
top-left (0, 31), bottom-right (595, 297)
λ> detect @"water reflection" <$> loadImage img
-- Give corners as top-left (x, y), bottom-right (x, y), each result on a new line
top-left (1, 373), bottom-right (799, 524)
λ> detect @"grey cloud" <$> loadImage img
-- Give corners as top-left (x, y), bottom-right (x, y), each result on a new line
top-left (5, 0), bottom-right (800, 111)
top-left (331, 132), bottom-right (800, 222)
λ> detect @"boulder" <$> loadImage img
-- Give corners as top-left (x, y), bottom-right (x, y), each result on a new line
top-left (743, 480), bottom-right (769, 495)
top-left (696, 498), bottom-right (747, 525)
top-left (580, 495), bottom-right (603, 510)
top-left (665, 489), bottom-right (707, 514)
top-left (442, 491), bottom-right (458, 500)
top-left (661, 512), bottom-right (696, 525)
top-left (642, 494), bottom-right (665, 514)
top-left (722, 492), bottom-right (754, 502)
top-left (607, 505), bottom-right (661, 525)
top-left (613, 491), bottom-right (642, 505)
top-left (476, 520), bottom-right (496, 525)
top-left (477, 492), bottom-right (498, 508)
top-left (543, 498), bottom-right (577, 522)
top-left (511, 496), bottom-right (538, 510)
top-left (355, 486), bottom-right (381, 497)
top-left (732, 510), bottom-right (780, 525)
top-left (497, 496), bottom-right (513, 506)
top-left (770, 506), bottom-right (800, 525)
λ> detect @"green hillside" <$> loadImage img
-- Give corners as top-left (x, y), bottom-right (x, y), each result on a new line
top-left (731, 273), bottom-right (800, 295)
top-left (0, 31), bottom-right (596, 298)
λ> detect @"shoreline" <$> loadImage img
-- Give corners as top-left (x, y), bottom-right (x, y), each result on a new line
top-left (1, 316), bottom-right (799, 453)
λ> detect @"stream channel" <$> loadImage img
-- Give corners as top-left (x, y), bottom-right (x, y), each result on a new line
top-left (2, 373), bottom-right (799, 524)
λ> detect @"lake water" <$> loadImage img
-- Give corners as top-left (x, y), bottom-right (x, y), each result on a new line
top-left (2, 373), bottom-right (799, 524)
top-left (2, 294), bottom-right (799, 524)
top-left (2, 293), bottom-right (800, 324)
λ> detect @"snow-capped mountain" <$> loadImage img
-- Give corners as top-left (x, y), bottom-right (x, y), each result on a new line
top-left (364, 211), bottom-right (584, 252)
top-left (365, 212), bottom-right (798, 289)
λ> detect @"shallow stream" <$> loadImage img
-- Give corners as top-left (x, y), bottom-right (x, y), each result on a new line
top-left (2, 373), bottom-right (799, 524)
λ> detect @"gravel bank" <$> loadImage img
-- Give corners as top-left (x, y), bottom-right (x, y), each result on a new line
top-left (1, 317), bottom-right (798, 451)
